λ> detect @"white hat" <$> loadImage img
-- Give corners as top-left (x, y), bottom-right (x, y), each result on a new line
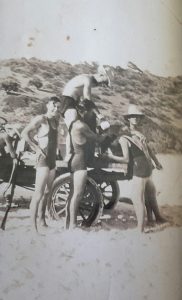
top-left (124, 104), bottom-right (144, 119)
top-left (97, 65), bottom-right (114, 87)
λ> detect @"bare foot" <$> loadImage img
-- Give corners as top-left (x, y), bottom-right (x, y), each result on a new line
top-left (145, 221), bottom-right (170, 233)
top-left (156, 216), bottom-right (168, 224)
top-left (146, 220), bottom-right (155, 227)
top-left (66, 224), bottom-right (77, 230)
top-left (38, 225), bottom-right (50, 235)
top-left (38, 220), bottom-right (48, 227)
top-left (30, 230), bottom-right (45, 243)
top-left (144, 227), bottom-right (156, 234)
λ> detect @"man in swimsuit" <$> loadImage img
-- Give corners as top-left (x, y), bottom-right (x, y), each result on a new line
top-left (61, 66), bottom-right (114, 121)
top-left (65, 109), bottom-right (107, 229)
top-left (61, 67), bottom-right (113, 161)
top-left (21, 97), bottom-right (61, 233)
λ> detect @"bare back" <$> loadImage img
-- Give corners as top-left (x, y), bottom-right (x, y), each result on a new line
top-left (63, 74), bottom-right (93, 102)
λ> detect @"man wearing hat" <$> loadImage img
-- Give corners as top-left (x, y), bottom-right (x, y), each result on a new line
top-left (102, 104), bottom-right (167, 232)
top-left (62, 66), bottom-right (113, 162)
top-left (61, 66), bottom-right (114, 122)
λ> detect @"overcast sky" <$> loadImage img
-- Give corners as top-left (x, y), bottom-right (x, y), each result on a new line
top-left (0, 0), bottom-right (181, 76)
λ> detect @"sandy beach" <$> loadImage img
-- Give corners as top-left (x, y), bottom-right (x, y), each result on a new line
top-left (0, 202), bottom-right (182, 300)
top-left (0, 154), bottom-right (182, 300)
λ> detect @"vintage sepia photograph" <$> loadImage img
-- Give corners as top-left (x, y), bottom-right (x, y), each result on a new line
top-left (0, 0), bottom-right (182, 299)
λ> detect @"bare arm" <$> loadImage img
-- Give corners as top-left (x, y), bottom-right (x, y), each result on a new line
top-left (83, 77), bottom-right (92, 100)
top-left (4, 134), bottom-right (17, 159)
top-left (21, 115), bottom-right (44, 152)
top-left (148, 145), bottom-right (162, 169)
top-left (102, 137), bottom-right (130, 163)
top-left (80, 123), bottom-right (106, 143)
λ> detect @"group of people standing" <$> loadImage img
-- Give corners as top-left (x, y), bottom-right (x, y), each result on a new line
top-left (1, 66), bottom-right (167, 234)
top-left (22, 67), bottom-right (112, 233)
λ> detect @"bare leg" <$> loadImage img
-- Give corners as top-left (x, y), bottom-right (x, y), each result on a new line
top-left (132, 176), bottom-right (146, 233)
top-left (68, 170), bottom-right (87, 229)
top-left (145, 178), bottom-right (167, 223)
top-left (30, 167), bottom-right (49, 233)
top-left (145, 180), bottom-right (154, 224)
top-left (65, 174), bottom-right (74, 229)
top-left (38, 168), bottom-right (56, 227)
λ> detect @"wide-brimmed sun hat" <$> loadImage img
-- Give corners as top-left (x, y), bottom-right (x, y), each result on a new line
top-left (97, 65), bottom-right (115, 87)
top-left (124, 104), bottom-right (144, 119)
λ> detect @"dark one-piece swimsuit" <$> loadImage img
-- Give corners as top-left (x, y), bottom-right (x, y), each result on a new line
top-left (37, 118), bottom-right (58, 170)
top-left (68, 120), bottom-right (88, 172)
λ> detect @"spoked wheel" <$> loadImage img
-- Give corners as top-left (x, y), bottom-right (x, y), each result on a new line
top-left (98, 181), bottom-right (120, 209)
top-left (48, 173), bottom-right (103, 227)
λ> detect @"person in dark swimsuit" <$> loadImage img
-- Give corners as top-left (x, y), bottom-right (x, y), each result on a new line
top-left (69, 128), bottom-right (87, 172)
top-left (36, 118), bottom-right (58, 170)
top-left (102, 105), bottom-right (167, 232)
top-left (65, 109), bottom-right (106, 229)
top-left (103, 133), bottom-right (166, 226)
top-left (21, 97), bottom-right (61, 234)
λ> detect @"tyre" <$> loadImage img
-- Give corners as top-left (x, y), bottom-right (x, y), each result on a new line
top-left (48, 173), bottom-right (103, 227)
top-left (98, 181), bottom-right (120, 209)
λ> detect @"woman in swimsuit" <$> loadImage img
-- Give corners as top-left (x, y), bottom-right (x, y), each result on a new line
top-left (65, 109), bottom-right (106, 229)
top-left (102, 105), bottom-right (167, 232)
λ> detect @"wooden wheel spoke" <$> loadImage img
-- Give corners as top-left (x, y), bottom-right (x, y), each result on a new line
top-left (55, 194), bottom-right (68, 202)
top-left (79, 209), bottom-right (87, 221)
top-left (57, 207), bottom-right (66, 215)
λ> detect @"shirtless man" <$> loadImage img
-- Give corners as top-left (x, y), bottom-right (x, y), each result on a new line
top-left (61, 66), bottom-right (113, 122)
top-left (65, 109), bottom-right (107, 229)
top-left (21, 97), bottom-right (61, 233)
top-left (61, 67), bottom-right (113, 160)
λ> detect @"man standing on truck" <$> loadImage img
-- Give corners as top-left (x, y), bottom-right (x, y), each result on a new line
top-left (61, 66), bottom-right (113, 162)
top-left (61, 66), bottom-right (114, 122)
